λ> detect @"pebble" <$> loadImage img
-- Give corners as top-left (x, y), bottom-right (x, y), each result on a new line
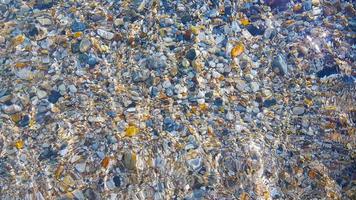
top-left (36, 89), bottom-right (47, 99)
top-left (2, 104), bottom-right (21, 114)
top-left (68, 85), bottom-right (77, 93)
top-left (79, 38), bottom-right (91, 53)
top-left (272, 54), bottom-right (288, 75)
top-left (186, 49), bottom-right (197, 61)
top-left (75, 163), bottom-right (86, 173)
top-left (250, 82), bottom-right (260, 92)
top-left (263, 99), bottom-right (277, 108)
top-left (48, 90), bottom-right (61, 104)
top-left (71, 21), bottom-right (86, 32)
top-left (292, 106), bottom-right (305, 115)
top-left (97, 29), bottom-right (114, 40)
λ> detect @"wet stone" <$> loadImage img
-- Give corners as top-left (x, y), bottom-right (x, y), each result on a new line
top-left (186, 49), bottom-right (197, 61)
top-left (34, 0), bottom-right (54, 10)
top-left (79, 38), bottom-right (91, 53)
top-left (246, 25), bottom-right (265, 36)
top-left (292, 106), bottom-right (305, 115)
top-left (71, 21), bottom-right (86, 32)
top-left (113, 176), bottom-right (121, 187)
top-left (18, 115), bottom-right (30, 127)
top-left (272, 54), bottom-right (288, 75)
top-left (263, 99), bottom-right (277, 108)
top-left (38, 147), bottom-right (57, 161)
top-left (48, 90), bottom-right (61, 104)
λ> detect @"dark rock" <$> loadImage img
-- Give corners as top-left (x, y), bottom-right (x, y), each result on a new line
top-left (214, 98), bottom-right (223, 107)
top-left (87, 56), bottom-right (98, 68)
top-left (316, 65), bottom-right (339, 78)
top-left (28, 25), bottom-right (39, 37)
top-left (71, 21), bottom-right (86, 32)
top-left (18, 115), bottom-right (30, 127)
top-left (71, 42), bottom-right (80, 54)
top-left (48, 90), bottom-right (61, 104)
top-left (78, 53), bottom-right (89, 65)
top-left (38, 147), bottom-right (57, 161)
top-left (186, 49), bottom-right (197, 61)
top-left (246, 24), bottom-right (265, 36)
top-left (34, 0), bottom-right (54, 10)
top-left (181, 14), bottom-right (192, 25)
top-left (263, 99), bottom-right (277, 108)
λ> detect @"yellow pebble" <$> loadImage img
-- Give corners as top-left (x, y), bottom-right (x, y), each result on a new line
top-left (304, 98), bottom-right (313, 107)
top-left (240, 18), bottom-right (250, 26)
top-left (15, 140), bottom-right (24, 149)
top-left (125, 125), bottom-right (139, 137)
top-left (15, 62), bottom-right (28, 69)
top-left (11, 113), bottom-right (22, 123)
top-left (190, 26), bottom-right (200, 35)
top-left (73, 32), bottom-right (83, 38)
top-left (199, 103), bottom-right (208, 112)
top-left (231, 42), bottom-right (244, 58)
top-left (293, 4), bottom-right (302, 12)
top-left (12, 35), bottom-right (25, 46)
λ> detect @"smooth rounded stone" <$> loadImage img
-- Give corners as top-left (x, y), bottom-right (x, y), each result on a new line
top-left (36, 89), bottom-right (47, 99)
top-left (48, 90), bottom-right (61, 104)
top-left (68, 85), bottom-right (77, 93)
top-left (292, 106), bottom-right (305, 115)
top-left (272, 54), bottom-right (288, 75)
top-left (75, 163), bottom-right (86, 173)
top-left (186, 49), bottom-right (197, 61)
top-left (97, 29), bottom-right (114, 40)
top-left (79, 38), bottom-right (91, 53)
top-left (303, 0), bottom-right (312, 11)
top-left (113, 176), bottom-right (121, 187)
top-left (123, 151), bottom-right (137, 170)
top-left (38, 17), bottom-right (52, 26)
top-left (18, 115), bottom-right (30, 127)
top-left (2, 104), bottom-right (21, 114)
top-left (250, 82), bottom-right (260, 92)
top-left (263, 99), bottom-right (277, 108)
top-left (88, 116), bottom-right (105, 123)
top-left (38, 147), bottom-right (57, 161)
top-left (71, 21), bottom-right (86, 32)
top-left (58, 84), bottom-right (66, 95)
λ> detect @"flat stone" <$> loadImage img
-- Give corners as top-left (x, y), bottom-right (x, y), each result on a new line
top-left (36, 89), bottom-right (47, 99)
top-left (79, 38), bottom-right (91, 53)
top-left (292, 106), bottom-right (305, 115)
top-left (97, 29), bottom-right (114, 40)
top-left (2, 104), bottom-right (21, 114)
top-left (75, 163), bottom-right (86, 173)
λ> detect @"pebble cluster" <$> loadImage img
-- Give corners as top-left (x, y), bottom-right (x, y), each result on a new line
top-left (0, 0), bottom-right (355, 199)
